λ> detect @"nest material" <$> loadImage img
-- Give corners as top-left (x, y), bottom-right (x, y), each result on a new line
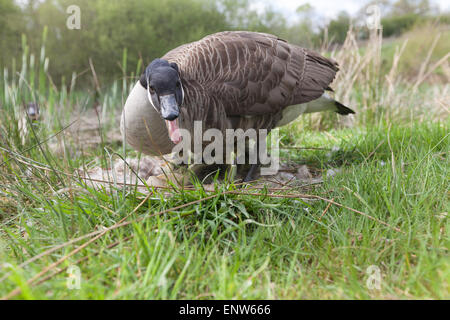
top-left (76, 155), bottom-right (322, 195)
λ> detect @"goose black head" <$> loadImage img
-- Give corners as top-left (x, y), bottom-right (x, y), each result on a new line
top-left (140, 59), bottom-right (184, 143)
top-left (140, 59), bottom-right (183, 120)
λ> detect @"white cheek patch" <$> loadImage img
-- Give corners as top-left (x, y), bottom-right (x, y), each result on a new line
top-left (147, 89), bottom-right (158, 112)
top-left (180, 78), bottom-right (185, 105)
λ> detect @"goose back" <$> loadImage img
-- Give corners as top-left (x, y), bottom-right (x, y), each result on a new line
top-left (163, 31), bottom-right (339, 133)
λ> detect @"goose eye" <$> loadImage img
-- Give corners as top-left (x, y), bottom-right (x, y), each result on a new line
top-left (176, 82), bottom-right (181, 88)
top-left (149, 86), bottom-right (155, 93)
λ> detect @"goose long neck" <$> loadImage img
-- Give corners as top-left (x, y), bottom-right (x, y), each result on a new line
top-left (120, 82), bottom-right (174, 156)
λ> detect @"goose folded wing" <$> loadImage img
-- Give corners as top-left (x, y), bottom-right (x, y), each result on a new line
top-left (163, 31), bottom-right (339, 117)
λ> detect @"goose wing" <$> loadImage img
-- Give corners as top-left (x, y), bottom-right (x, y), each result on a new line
top-left (163, 31), bottom-right (339, 116)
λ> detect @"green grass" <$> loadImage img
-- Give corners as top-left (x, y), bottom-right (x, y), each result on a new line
top-left (0, 119), bottom-right (448, 299)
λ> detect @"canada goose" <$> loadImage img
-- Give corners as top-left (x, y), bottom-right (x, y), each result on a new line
top-left (18, 102), bottom-right (40, 145)
top-left (121, 31), bottom-right (354, 181)
top-left (25, 102), bottom-right (40, 121)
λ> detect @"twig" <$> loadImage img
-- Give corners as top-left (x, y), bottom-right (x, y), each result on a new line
top-left (319, 198), bottom-right (334, 221)
top-left (364, 140), bottom-right (385, 162)
top-left (89, 58), bottom-right (101, 95)
top-left (225, 191), bottom-right (404, 234)
top-left (280, 146), bottom-right (331, 150)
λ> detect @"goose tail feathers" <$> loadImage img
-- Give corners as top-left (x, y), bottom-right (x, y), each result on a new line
top-left (334, 100), bottom-right (355, 115)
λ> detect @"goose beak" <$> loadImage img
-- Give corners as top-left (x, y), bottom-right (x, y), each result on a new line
top-left (160, 94), bottom-right (179, 121)
top-left (160, 94), bottom-right (181, 144)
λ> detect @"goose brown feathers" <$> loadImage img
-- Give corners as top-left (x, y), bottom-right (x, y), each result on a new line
top-left (161, 31), bottom-right (343, 134)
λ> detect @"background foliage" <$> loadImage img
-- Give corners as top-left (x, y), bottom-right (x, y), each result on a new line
top-left (1, 0), bottom-right (449, 86)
